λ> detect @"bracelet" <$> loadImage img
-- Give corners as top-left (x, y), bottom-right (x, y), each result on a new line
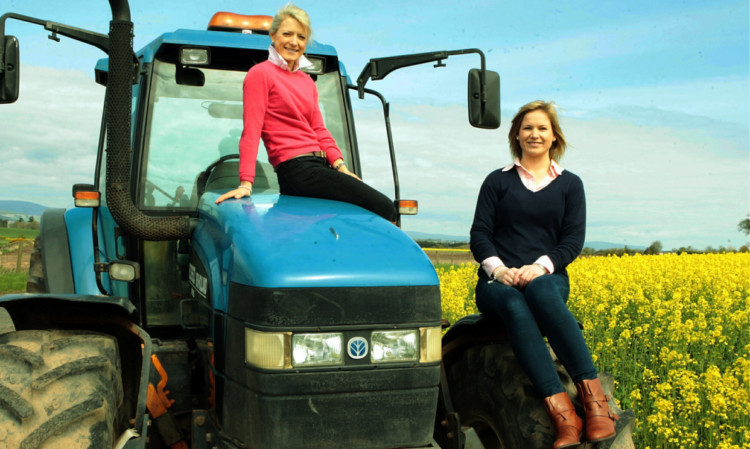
top-left (332, 160), bottom-right (345, 170)
top-left (490, 266), bottom-right (506, 281)
top-left (237, 185), bottom-right (252, 193)
top-left (535, 263), bottom-right (547, 274)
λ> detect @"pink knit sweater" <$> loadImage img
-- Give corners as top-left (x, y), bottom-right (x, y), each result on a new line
top-left (238, 60), bottom-right (343, 183)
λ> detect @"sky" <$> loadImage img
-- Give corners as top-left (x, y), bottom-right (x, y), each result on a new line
top-left (0, 0), bottom-right (748, 250)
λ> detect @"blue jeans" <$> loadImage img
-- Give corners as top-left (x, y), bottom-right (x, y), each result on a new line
top-left (475, 273), bottom-right (597, 397)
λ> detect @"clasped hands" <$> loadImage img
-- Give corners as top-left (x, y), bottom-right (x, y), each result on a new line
top-left (491, 264), bottom-right (546, 288)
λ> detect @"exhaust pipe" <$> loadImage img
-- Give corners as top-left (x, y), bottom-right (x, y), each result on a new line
top-left (105, 0), bottom-right (192, 240)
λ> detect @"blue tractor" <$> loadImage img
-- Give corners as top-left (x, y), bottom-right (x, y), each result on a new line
top-left (0, 2), bottom-right (634, 448)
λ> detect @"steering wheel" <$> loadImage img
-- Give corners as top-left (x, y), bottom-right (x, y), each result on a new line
top-left (195, 154), bottom-right (240, 198)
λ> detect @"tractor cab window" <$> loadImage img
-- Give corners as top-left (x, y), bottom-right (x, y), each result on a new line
top-left (139, 57), bottom-right (352, 212)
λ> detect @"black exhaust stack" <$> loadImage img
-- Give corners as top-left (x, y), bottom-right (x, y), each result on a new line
top-left (106, 0), bottom-right (192, 240)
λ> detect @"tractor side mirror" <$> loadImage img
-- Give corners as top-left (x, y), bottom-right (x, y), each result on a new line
top-left (1, 36), bottom-right (20, 104)
top-left (468, 68), bottom-right (500, 129)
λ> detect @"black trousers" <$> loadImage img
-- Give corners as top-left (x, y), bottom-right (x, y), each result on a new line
top-left (275, 156), bottom-right (396, 221)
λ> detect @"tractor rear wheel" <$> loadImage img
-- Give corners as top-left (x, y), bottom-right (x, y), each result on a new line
top-left (446, 341), bottom-right (635, 449)
top-left (26, 236), bottom-right (45, 293)
top-left (0, 329), bottom-right (124, 449)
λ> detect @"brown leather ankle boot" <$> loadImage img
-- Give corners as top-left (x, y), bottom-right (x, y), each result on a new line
top-left (544, 392), bottom-right (583, 449)
top-left (576, 378), bottom-right (619, 442)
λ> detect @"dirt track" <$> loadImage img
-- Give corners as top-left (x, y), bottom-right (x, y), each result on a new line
top-left (0, 245), bottom-right (31, 271)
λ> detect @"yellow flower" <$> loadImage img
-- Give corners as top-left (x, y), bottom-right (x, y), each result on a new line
top-left (436, 252), bottom-right (750, 448)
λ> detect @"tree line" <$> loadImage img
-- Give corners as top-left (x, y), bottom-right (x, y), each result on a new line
top-left (416, 238), bottom-right (749, 257)
top-left (0, 216), bottom-right (40, 230)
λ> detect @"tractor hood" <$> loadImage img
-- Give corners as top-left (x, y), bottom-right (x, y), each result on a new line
top-left (193, 192), bottom-right (438, 294)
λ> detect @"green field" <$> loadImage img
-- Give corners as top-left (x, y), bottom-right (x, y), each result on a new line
top-left (0, 227), bottom-right (39, 240)
top-left (0, 228), bottom-right (37, 258)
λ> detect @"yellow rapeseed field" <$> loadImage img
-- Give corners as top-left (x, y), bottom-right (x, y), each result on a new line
top-left (437, 252), bottom-right (750, 449)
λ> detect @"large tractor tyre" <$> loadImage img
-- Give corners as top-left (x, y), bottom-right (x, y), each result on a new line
top-left (446, 341), bottom-right (635, 449)
top-left (0, 330), bottom-right (125, 449)
top-left (26, 236), bottom-right (45, 293)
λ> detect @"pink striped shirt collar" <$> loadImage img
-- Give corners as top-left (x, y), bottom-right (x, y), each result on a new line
top-left (502, 158), bottom-right (565, 192)
top-left (268, 45), bottom-right (313, 73)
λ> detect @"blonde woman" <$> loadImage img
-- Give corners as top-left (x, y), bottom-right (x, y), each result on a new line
top-left (216, 4), bottom-right (395, 221)
top-left (470, 101), bottom-right (618, 448)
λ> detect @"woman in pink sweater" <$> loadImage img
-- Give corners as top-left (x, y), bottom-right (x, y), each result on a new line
top-left (215, 5), bottom-right (396, 221)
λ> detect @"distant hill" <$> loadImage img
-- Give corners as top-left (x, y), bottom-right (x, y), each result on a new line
top-left (0, 200), bottom-right (49, 220)
top-left (406, 230), bottom-right (469, 243)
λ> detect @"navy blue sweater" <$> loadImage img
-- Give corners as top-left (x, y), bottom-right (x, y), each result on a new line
top-left (470, 168), bottom-right (586, 278)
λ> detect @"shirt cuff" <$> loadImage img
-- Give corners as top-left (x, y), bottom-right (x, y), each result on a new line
top-left (481, 256), bottom-right (505, 278)
top-left (533, 256), bottom-right (555, 274)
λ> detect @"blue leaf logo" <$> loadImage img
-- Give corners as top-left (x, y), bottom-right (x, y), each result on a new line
top-left (347, 337), bottom-right (368, 360)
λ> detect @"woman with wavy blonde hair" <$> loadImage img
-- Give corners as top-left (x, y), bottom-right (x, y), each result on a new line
top-left (216, 4), bottom-right (395, 221)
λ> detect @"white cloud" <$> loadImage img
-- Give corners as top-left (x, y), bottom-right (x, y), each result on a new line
top-left (0, 65), bottom-right (104, 208)
top-left (355, 102), bottom-right (748, 250)
top-left (549, 76), bottom-right (750, 128)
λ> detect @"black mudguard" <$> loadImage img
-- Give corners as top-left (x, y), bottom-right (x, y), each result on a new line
top-left (38, 208), bottom-right (76, 292)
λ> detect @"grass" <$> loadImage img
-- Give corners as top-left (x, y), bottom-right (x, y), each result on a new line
top-left (0, 269), bottom-right (27, 293)
top-left (0, 227), bottom-right (39, 240)
top-left (0, 227), bottom-right (34, 292)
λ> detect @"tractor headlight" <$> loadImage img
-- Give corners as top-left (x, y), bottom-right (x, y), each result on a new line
top-left (292, 333), bottom-right (344, 367)
top-left (246, 326), bottom-right (441, 369)
top-left (180, 47), bottom-right (210, 66)
top-left (301, 56), bottom-right (325, 74)
top-left (245, 328), bottom-right (291, 369)
top-left (370, 330), bottom-right (419, 363)
top-left (419, 326), bottom-right (442, 363)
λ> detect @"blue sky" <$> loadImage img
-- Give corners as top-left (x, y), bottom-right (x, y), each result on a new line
top-left (1, 0), bottom-right (748, 250)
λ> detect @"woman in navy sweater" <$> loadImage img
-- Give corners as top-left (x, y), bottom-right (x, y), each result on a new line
top-left (470, 101), bottom-right (618, 448)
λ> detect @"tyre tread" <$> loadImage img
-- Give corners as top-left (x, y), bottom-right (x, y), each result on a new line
top-left (0, 330), bottom-right (123, 449)
top-left (20, 395), bottom-right (105, 449)
top-left (31, 356), bottom-right (111, 390)
top-left (0, 383), bottom-right (34, 420)
top-left (0, 344), bottom-right (44, 368)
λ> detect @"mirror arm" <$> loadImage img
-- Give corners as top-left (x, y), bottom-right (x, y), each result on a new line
top-left (0, 12), bottom-right (110, 73)
top-left (0, 14), bottom-right (39, 75)
top-left (448, 48), bottom-right (487, 105)
top-left (44, 22), bottom-right (109, 53)
top-left (348, 84), bottom-right (401, 204)
top-left (356, 48), bottom-right (488, 103)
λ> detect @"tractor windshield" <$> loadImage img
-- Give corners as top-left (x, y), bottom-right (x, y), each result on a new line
top-left (138, 58), bottom-right (351, 211)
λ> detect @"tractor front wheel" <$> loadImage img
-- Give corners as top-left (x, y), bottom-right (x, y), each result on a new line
top-left (446, 341), bottom-right (635, 449)
top-left (0, 329), bottom-right (124, 449)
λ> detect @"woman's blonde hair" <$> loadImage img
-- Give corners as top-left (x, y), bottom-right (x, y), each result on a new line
top-left (508, 100), bottom-right (567, 162)
top-left (270, 4), bottom-right (312, 42)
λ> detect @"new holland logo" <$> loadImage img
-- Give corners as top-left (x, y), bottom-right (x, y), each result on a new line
top-left (347, 337), bottom-right (368, 360)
